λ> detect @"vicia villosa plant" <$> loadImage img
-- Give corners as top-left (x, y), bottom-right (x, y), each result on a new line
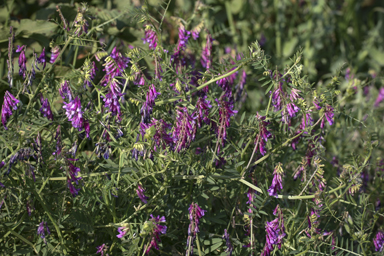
top-left (0, 1), bottom-right (383, 255)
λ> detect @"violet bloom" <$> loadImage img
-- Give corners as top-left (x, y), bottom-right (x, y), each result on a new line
top-left (194, 97), bottom-right (212, 127)
top-left (141, 119), bottom-right (173, 151)
top-left (116, 226), bottom-right (128, 238)
top-left (216, 69), bottom-right (238, 98)
top-left (142, 25), bottom-right (158, 50)
top-left (271, 84), bottom-right (285, 111)
top-left (66, 159), bottom-right (82, 197)
top-left (102, 47), bottom-right (130, 81)
top-left (103, 79), bottom-right (124, 121)
top-left (286, 103), bottom-right (300, 118)
top-left (255, 113), bottom-right (271, 156)
top-left (222, 229), bottom-right (233, 256)
top-left (144, 215), bottom-right (167, 254)
top-left (374, 88), bottom-right (384, 107)
top-left (173, 107), bottom-right (196, 152)
top-left (16, 45), bottom-right (27, 78)
top-left (321, 104), bottom-right (334, 129)
top-left (215, 97), bottom-right (238, 154)
top-left (289, 88), bottom-right (301, 101)
top-left (63, 96), bottom-right (84, 130)
top-left (1, 91), bottom-right (20, 130)
top-left (235, 70), bottom-right (247, 102)
top-left (374, 230), bottom-right (384, 252)
top-left (59, 80), bottom-right (72, 101)
top-left (141, 84), bottom-right (161, 124)
top-left (40, 97), bottom-right (53, 121)
top-left (313, 98), bottom-right (322, 110)
top-left (201, 34), bottom-right (212, 70)
top-left (37, 221), bottom-right (50, 244)
top-left (261, 206), bottom-right (286, 256)
top-left (37, 47), bottom-right (46, 70)
top-left (96, 244), bottom-right (108, 256)
top-left (268, 163), bottom-right (284, 197)
top-left (186, 203), bottom-right (206, 256)
top-left (50, 46), bottom-right (60, 64)
top-left (136, 184), bottom-right (149, 204)
top-left (177, 25), bottom-right (191, 52)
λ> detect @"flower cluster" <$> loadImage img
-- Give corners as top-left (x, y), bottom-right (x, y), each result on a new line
top-left (261, 205), bottom-right (286, 256)
top-left (215, 97), bottom-right (238, 154)
top-left (173, 107), bottom-right (196, 152)
top-left (136, 184), bottom-right (149, 204)
top-left (36, 47), bottom-right (46, 70)
top-left (37, 221), bottom-right (50, 244)
top-left (254, 113), bottom-right (271, 156)
top-left (142, 215), bottom-right (167, 254)
top-left (222, 229), bottom-right (233, 256)
top-left (141, 84), bottom-right (161, 124)
top-left (63, 96), bottom-right (90, 138)
top-left (142, 25), bottom-right (158, 50)
top-left (1, 91), bottom-right (19, 130)
top-left (16, 45), bottom-right (27, 78)
top-left (268, 163), bottom-right (284, 197)
top-left (40, 97), bottom-right (53, 121)
top-left (186, 203), bottom-right (206, 256)
top-left (96, 244), bottom-right (108, 256)
top-left (201, 33), bottom-right (212, 70)
top-left (374, 230), bottom-right (384, 252)
top-left (193, 96), bottom-right (212, 127)
top-left (66, 159), bottom-right (82, 197)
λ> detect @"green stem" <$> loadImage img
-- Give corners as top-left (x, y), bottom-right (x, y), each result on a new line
top-left (72, 45), bottom-right (79, 67)
top-left (156, 63), bottom-right (248, 105)
top-left (195, 233), bottom-right (203, 256)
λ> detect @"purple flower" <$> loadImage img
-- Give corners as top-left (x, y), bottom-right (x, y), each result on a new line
top-left (40, 97), bottom-right (53, 121)
top-left (144, 215), bottom-right (167, 254)
top-left (216, 69), bottom-right (238, 98)
top-left (96, 244), bottom-right (108, 256)
top-left (375, 88), bottom-right (384, 107)
top-left (286, 103), bottom-right (300, 118)
top-left (142, 25), bottom-right (158, 50)
top-left (136, 184), bottom-right (149, 204)
top-left (1, 91), bottom-right (19, 130)
top-left (272, 84), bottom-right (285, 111)
top-left (141, 84), bottom-right (160, 124)
top-left (177, 25), bottom-right (191, 52)
top-left (313, 98), bottom-right (322, 110)
top-left (194, 97), bottom-right (212, 127)
top-left (116, 227), bottom-right (128, 239)
top-left (50, 46), bottom-right (60, 64)
top-left (254, 113), bottom-right (271, 156)
top-left (37, 221), bottom-right (50, 244)
top-left (16, 45), bottom-right (27, 78)
top-left (321, 104), bottom-right (334, 128)
top-left (289, 88), bottom-right (301, 101)
top-left (66, 159), bottom-right (82, 197)
top-left (173, 107), bottom-right (196, 152)
top-left (201, 34), bottom-right (212, 70)
top-left (103, 79), bottom-right (124, 121)
top-left (261, 206), bottom-right (286, 256)
top-left (235, 70), bottom-right (247, 102)
top-left (215, 97), bottom-right (238, 154)
top-left (141, 119), bottom-right (173, 151)
top-left (268, 163), bottom-right (284, 197)
top-left (222, 229), bottom-right (233, 256)
top-left (374, 231), bottom-right (384, 252)
top-left (59, 80), bottom-right (72, 101)
top-left (63, 96), bottom-right (84, 130)
top-left (37, 47), bottom-right (46, 70)
top-left (186, 203), bottom-right (206, 256)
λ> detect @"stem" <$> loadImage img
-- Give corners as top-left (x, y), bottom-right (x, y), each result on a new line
top-left (265, 92), bottom-right (273, 116)
top-left (195, 233), bottom-right (203, 256)
top-left (72, 45), bottom-right (79, 67)
top-left (156, 63), bottom-right (248, 105)
top-left (225, 1), bottom-right (238, 45)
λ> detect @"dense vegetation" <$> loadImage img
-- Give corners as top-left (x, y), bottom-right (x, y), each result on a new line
top-left (1, 0), bottom-right (384, 255)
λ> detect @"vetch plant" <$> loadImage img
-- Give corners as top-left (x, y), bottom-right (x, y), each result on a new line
top-left (0, 1), bottom-right (383, 256)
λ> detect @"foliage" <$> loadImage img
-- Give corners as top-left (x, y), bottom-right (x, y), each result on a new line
top-left (0, 0), bottom-right (384, 255)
